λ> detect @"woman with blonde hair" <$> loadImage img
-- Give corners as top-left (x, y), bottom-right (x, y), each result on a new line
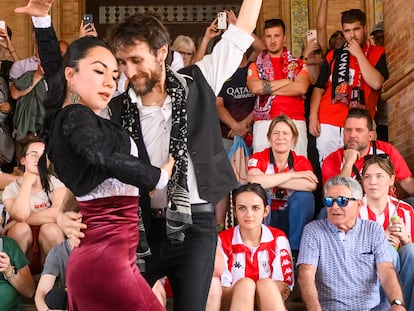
top-left (247, 115), bottom-right (317, 257)
top-left (171, 35), bottom-right (196, 67)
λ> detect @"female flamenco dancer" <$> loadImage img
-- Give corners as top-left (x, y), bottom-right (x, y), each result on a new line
top-left (15, 1), bottom-right (174, 310)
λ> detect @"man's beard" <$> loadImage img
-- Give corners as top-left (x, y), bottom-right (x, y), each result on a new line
top-left (130, 67), bottom-right (163, 96)
top-left (345, 141), bottom-right (368, 153)
top-left (131, 78), bottom-right (157, 96)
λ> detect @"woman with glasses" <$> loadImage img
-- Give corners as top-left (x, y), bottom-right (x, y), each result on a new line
top-left (361, 155), bottom-right (414, 309)
top-left (218, 183), bottom-right (293, 311)
top-left (171, 35), bottom-right (196, 68)
top-left (2, 135), bottom-right (66, 273)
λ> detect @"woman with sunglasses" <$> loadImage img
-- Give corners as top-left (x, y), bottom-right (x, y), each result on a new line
top-left (218, 183), bottom-right (293, 311)
top-left (361, 156), bottom-right (414, 309)
top-left (2, 135), bottom-right (66, 273)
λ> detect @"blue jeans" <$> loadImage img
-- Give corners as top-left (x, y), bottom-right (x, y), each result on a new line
top-left (267, 191), bottom-right (315, 250)
top-left (380, 244), bottom-right (414, 309)
top-left (395, 244), bottom-right (414, 310)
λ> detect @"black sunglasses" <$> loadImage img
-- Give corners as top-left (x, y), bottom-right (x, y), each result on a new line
top-left (323, 196), bottom-right (357, 208)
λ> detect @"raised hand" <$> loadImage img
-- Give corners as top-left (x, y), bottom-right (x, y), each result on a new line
top-left (15, 0), bottom-right (53, 17)
top-left (204, 18), bottom-right (222, 41)
top-left (79, 22), bottom-right (98, 38)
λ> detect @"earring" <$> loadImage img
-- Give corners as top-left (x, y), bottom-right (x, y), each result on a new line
top-left (389, 185), bottom-right (397, 197)
top-left (68, 85), bottom-right (80, 104)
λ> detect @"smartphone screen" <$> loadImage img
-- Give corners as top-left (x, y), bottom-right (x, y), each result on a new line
top-left (307, 29), bottom-right (317, 42)
top-left (0, 21), bottom-right (5, 41)
top-left (0, 238), bottom-right (3, 252)
top-left (217, 12), bottom-right (227, 30)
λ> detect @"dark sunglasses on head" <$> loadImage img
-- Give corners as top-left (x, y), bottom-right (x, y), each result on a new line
top-left (323, 196), bottom-right (357, 208)
top-left (363, 154), bottom-right (389, 161)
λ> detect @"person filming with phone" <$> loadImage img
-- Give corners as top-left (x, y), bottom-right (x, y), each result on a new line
top-left (79, 14), bottom-right (97, 38)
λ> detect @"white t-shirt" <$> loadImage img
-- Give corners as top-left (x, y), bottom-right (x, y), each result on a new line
top-left (2, 175), bottom-right (65, 212)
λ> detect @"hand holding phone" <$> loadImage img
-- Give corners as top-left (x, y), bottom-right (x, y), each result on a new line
top-left (82, 14), bottom-right (93, 32)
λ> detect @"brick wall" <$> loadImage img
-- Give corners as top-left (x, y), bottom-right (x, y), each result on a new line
top-left (52, 0), bottom-right (83, 45)
top-left (382, 0), bottom-right (414, 197)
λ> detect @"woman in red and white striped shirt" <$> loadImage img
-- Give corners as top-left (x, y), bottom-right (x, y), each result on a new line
top-left (217, 183), bottom-right (293, 311)
top-left (361, 155), bottom-right (414, 309)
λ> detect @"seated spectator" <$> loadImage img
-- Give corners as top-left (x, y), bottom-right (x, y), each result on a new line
top-left (247, 115), bottom-right (317, 255)
top-left (298, 175), bottom-right (406, 310)
top-left (9, 31), bottom-right (46, 141)
top-left (2, 135), bottom-right (66, 273)
top-left (171, 35), bottom-right (196, 68)
top-left (218, 183), bottom-right (293, 310)
top-left (0, 236), bottom-right (35, 310)
top-left (35, 239), bottom-right (72, 311)
top-left (361, 156), bottom-right (414, 309)
top-left (322, 108), bottom-right (414, 198)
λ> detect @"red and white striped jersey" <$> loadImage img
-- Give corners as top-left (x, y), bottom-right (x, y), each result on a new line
top-left (218, 224), bottom-right (294, 289)
top-left (360, 195), bottom-right (414, 237)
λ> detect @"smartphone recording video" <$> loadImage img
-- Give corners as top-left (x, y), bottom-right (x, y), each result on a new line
top-left (0, 21), bottom-right (6, 42)
top-left (82, 14), bottom-right (93, 32)
top-left (217, 12), bottom-right (227, 30)
top-left (307, 29), bottom-right (317, 42)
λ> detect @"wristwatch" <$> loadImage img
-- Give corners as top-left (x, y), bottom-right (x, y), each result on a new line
top-left (391, 299), bottom-right (405, 307)
top-left (3, 266), bottom-right (17, 281)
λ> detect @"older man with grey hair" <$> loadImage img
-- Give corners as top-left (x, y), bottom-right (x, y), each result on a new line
top-left (297, 176), bottom-right (406, 311)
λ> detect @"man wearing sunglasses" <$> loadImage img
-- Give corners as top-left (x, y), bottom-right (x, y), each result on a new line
top-left (297, 176), bottom-right (406, 310)
top-left (322, 108), bottom-right (414, 198)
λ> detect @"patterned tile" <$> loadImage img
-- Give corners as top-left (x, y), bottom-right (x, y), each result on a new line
top-left (291, 0), bottom-right (309, 57)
